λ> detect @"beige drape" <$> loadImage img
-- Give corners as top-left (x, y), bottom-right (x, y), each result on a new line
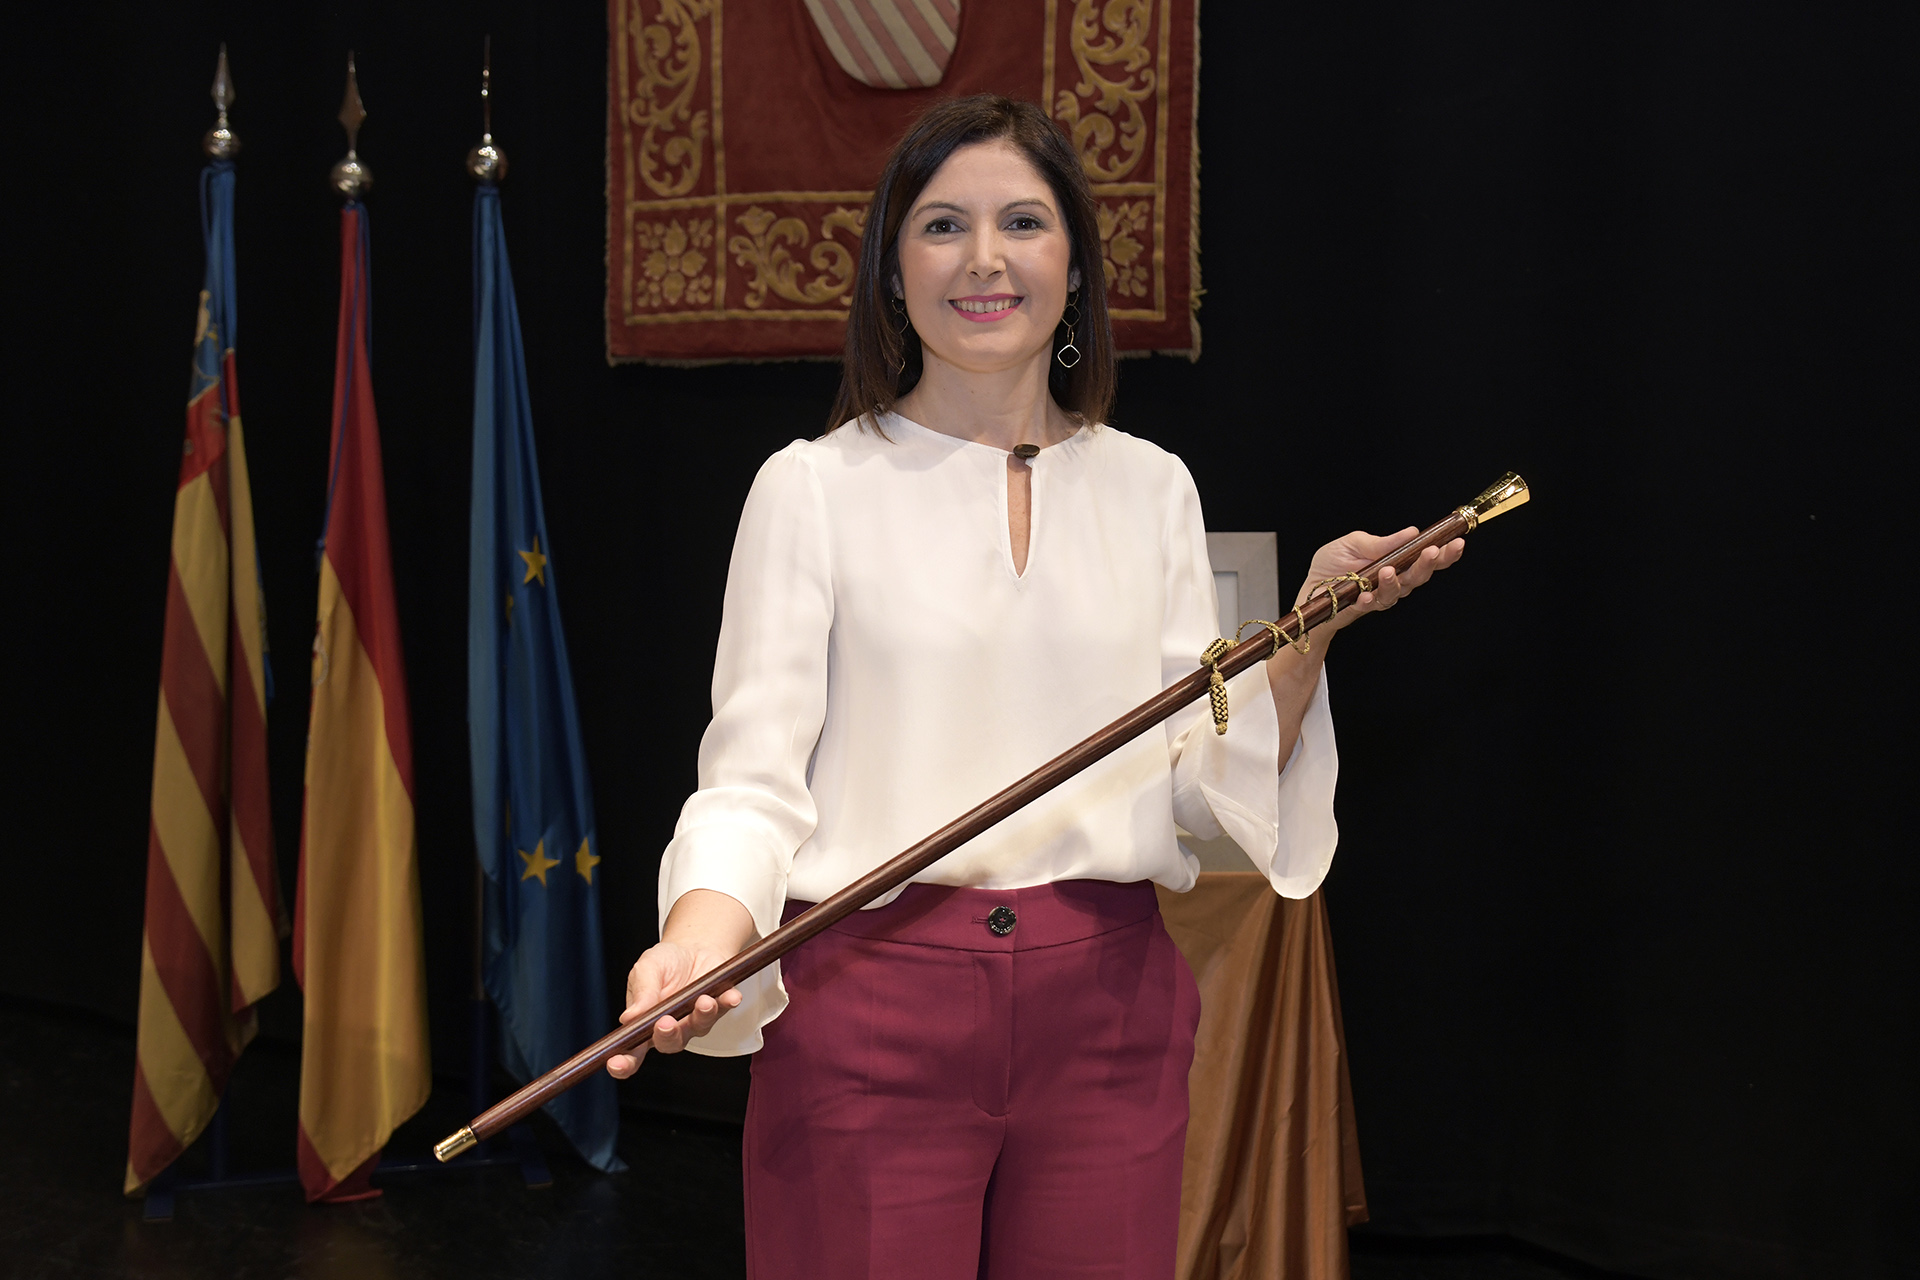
top-left (1158, 874), bottom-right (1368, 1280)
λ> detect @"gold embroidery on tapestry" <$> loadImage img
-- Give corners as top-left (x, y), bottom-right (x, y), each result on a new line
top-left (634, 218), bottom-right (715, 309)
top-left (1054, 0), bottom-right (1156, 183)
top-left (626, 0), bottom-right (713, 199)
top-left (1097, 198), bottom-right (1152, 298)
top-left (610, 0), bottom-right (1182, 332)
top-left (729, 206), bottom-right (868, 309)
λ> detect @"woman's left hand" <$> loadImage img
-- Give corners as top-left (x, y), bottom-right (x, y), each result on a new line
top-left (1298, 528), bottom-right (1465, 635)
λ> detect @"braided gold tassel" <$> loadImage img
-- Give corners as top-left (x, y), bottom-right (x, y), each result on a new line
top-left (1201, 638), bottom-right (1232, 734)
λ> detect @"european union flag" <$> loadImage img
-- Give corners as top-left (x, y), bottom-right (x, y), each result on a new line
top-left (469, 182), bottom-right (622, 1171)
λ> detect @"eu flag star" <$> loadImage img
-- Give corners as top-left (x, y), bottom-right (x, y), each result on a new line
top-left (575, 838), bottom-right (601, 885)
top-left (519, 536), bottom-right (548, 585)
top-left (518, 839), bottom-right (561, 885)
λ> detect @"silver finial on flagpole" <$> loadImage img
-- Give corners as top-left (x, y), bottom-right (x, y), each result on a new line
top-left (203, 44), bottom-right (239, 159)
top-left (466, 36), bottom-right (508, 183)
top-left (330, 52), bottom-right (372, 199)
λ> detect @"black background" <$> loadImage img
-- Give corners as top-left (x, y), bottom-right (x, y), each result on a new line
top-left (6, 4), bottom-right (1913, 1278)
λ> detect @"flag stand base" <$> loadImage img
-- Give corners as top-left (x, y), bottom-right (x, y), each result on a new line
top-left (142, 998), bottom-right (554, 1222)
top-left (140, 1123), bottom-right (552, 1222)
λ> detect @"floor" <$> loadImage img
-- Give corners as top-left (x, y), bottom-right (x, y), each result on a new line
top-left (1, 998), bottom-right (1635, 1280)
top-left (1349, 1236), bottom-right (1642, 1280)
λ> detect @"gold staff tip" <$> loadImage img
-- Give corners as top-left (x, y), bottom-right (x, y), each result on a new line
top-left (1458, 472), bottom-right (1529, 530)
top-left (466, 35), bottom-right (509, 183)
top-left (203, 44), bottom-right (239, 160)
top-left (434, 1127), bottom-right (479, 1163)
top-left (331, 51), bottom-right (372, 199)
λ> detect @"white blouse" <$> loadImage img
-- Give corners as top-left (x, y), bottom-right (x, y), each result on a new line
top-left (660, 414), bottom-right (1339, 1054)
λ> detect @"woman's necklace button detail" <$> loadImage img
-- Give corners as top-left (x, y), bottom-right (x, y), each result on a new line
top-left (1012, 443), bottom-right (1040, 460)
top-left (986, 905), bottom-right (1018, 937)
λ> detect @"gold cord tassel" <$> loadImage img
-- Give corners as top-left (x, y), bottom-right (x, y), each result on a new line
top-left (1201, 638), bottom-right (1231, 734)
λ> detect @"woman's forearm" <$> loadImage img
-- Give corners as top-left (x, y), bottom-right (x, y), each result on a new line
top-left (1266, 633), bottom-right (1330, 770)
top-left (661, 887), bottom-right (759, 954)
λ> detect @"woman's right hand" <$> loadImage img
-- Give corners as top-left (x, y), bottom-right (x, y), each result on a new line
top-left (606, 889), bottom-right (756, 1079)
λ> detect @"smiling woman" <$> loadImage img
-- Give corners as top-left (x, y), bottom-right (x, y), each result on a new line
top-left (611, 94), bottom-right (1460, 1280)
top-left (826, 95), bottom-right (1116, 434)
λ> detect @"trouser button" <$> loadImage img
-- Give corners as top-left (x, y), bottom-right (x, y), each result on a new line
top-left (986, 905), bottom-right (1017, 937)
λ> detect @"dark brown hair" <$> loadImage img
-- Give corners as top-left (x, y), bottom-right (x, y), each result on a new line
top-left (826, 95), bottom-right (1116, 434)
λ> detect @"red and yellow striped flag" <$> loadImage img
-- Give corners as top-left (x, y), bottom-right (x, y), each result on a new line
top-left (293, 202), bottom-right (430, 1203)
top-left (126, 159), bottom-right (283, 1196)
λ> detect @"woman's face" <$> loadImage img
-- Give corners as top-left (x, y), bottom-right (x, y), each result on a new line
top-left (895, 139), bottom-right (1081, 377)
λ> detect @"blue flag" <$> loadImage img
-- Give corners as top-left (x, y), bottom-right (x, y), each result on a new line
top-left (469, 182), bottom-right (623, 1171)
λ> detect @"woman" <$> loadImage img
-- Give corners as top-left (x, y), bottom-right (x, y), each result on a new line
top-left (608, 96), bottom-right (1462, 1278)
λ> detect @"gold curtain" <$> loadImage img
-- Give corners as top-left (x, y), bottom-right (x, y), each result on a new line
top-left (1158, 875), bottom-right (1368, 1280)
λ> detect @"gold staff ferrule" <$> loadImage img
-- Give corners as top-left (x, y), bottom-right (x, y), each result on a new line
top-left (434, 1127), bottom-right (479, 1162)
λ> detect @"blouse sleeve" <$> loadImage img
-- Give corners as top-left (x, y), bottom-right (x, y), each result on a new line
top-left (1161, 458), bottom-right (1340, 898)
top-left (657, 445), bottom-right (831, 1023)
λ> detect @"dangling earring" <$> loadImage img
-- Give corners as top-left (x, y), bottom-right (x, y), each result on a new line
top-left (890, 295), bottom-right (912, 373)
top-left (1056, 289), bottom-right (1082, 369)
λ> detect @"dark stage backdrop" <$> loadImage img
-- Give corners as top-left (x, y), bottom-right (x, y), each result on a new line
top-left (6, 4), bottom-right (1913, 1278)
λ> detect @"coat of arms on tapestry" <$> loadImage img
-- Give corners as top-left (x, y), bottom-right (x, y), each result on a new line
top-left (606, 0), bottom-right (1200, 363)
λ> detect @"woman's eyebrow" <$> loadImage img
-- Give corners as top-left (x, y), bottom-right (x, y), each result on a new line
top-left (909, 196), bottom-right (1057, 221)
top-left (910, 199), bottom-right (968, 220)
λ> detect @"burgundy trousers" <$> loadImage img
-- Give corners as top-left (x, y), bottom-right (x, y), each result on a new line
top-left (744, 880), bottom-right (1201, 1280)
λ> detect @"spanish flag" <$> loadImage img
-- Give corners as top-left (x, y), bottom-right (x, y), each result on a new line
top-left (294, 200), bottom-right (429, 1202)
top-left (125, 156), bottom-right (284, 1196)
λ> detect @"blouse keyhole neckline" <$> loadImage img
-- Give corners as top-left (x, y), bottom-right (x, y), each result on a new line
top-left (1007, 450), bottom-right (1037, 581)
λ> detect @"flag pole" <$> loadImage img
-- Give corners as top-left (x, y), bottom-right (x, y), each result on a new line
top-left (136, 44), bottom-right (274, 1217)
top-left (466, 39), bottom-right (502, 1140)
top-left (201, 40), bottom-right (238, 1199)
top-left (458, 39), bottom-right (548, 1189)
top-left (141, 45), bottom-right (246, 1221)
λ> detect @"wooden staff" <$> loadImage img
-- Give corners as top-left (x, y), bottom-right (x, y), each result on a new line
top-left (435, 472), bottom-right (1530, 1161)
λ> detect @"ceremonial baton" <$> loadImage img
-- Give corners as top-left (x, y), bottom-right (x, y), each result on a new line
top-left (436, 472), bottom-right (1530, 1162)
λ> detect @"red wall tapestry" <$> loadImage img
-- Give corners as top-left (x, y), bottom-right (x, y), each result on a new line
top-left (606, 0), bottom-right (1200, 363)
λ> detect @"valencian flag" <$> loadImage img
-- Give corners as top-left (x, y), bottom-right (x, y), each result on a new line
top-left (126, 154), bottom-right (284, 1196)
top-left (294, 197), bottom-right (430, 1202)
top-left (470, 181), bottom-right (623, 1170)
